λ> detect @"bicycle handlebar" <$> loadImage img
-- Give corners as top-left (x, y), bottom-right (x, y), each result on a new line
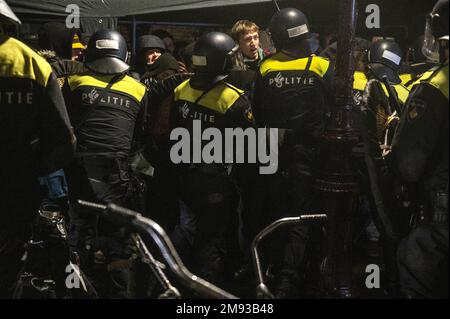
top-left (78, 200), bottom-right (238, 299)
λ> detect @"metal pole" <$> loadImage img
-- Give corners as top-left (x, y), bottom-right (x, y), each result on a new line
top-left (314, 0), bottom-right (359, 298)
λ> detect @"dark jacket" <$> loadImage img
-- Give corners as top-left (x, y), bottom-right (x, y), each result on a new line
top-left (0, 34), bottom-right (75, 223)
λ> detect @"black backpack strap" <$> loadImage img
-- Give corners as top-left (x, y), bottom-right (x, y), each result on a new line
top-left (194, 80), bottom-right (224, 105)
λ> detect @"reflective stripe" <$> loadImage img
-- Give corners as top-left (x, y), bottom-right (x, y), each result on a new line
top-left (393, 84), bottom-right (410, 104)
top-left (353, 71), bottom-right (368, 91)
top-left (353, 71), bottom-right (410, 103)
top-left (68, 73), bottom-right (147, 102)
top-left (400, 73), bottom-right (414, 86)
top-left (409, 65), bottom-right (449, 100)
top-left (0, 36), bottom-right (52, 87)
top-left (259, 52), bottom-right (330, 78)
top-left (174, 80), bottom-right (244, 114)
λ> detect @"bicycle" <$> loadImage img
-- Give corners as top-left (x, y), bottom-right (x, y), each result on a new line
top-left (78, 200), bottom-right (327, 299)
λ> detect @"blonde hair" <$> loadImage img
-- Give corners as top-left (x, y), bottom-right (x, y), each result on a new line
top-left (231, 20), bottom-right (260, 42)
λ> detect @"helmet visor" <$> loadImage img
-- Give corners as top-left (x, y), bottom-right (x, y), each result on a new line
top-left (422, 14), bottom-right (440, 63)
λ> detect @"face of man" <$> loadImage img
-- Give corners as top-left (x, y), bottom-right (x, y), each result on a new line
top-left (239, 31), bottom-right (260, 60)
top-left (145, 48), bottom-right (162, 65)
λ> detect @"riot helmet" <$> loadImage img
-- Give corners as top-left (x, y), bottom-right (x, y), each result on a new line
top-left (191, 32), bottom-right (239, 88)
top-left (423, 0), bottom-right (449, 63)
top-left (269, 8), bottom-right (312, 51)
top-left (368, 39), bottom-right (403, 84)
top-left (84, 29), bottom-right (129, 75)
top-left (0, 0), bottom-right (21, 25)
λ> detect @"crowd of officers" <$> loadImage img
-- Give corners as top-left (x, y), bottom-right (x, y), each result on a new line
top-left (0, 0), bottom-right (448, 299)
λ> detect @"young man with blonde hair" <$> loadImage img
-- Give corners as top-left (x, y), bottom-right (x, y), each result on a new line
top-left (231, 20), bottom-right (265, 70)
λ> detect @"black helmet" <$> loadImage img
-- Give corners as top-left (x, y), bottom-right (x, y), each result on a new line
top-left (0, 0), bottom-right (21, 25)
top-left (191, 32), bottom-right (238, 87)
top-left (269, 8), bottom-right (311, 50)
top-left (137, 35), bottom-right (166, 53)
top-left (431, 0), bottom-right (449, 40)
top-left (368, 39), bottom-right (403, 84)
top-left (85, 29), bottom-right (129, 75)
top-left (423, 0), bottom-right (449, 63)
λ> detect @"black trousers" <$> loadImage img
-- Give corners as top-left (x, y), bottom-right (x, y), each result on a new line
top-left (398, 223), bottom-right (449, 298)
top-left (241, 144), bottom-right (317, 295)
top-left (175, 167), bottom-right (239, 285)
top-left (65, 157), bottom-right (138, 298)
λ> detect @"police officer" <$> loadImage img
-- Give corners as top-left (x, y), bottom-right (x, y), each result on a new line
top-left (0, 1), bottom-right (75, 298)
top-left (354, 39), bottom-right (410, 163)
top-left (353, 40), bottom-right (411, 295)
top-left (353, 39), bottom-right (410, 112)
top-left (253, 8), bottom-right (334, 297)
top-left (391, 0), bottom-right (449, 298)
top-left (170, 32), bottom-right (254, 285)
top-left (63, 29), bottom-right (148, 298)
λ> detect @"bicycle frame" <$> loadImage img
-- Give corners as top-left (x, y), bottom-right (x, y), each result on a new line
top-left (131, 233), bottom-right (181, 299)
top-left (251, 214), bottom-right (328, 299)
top-left (78, 200), bottom-right (238, 299)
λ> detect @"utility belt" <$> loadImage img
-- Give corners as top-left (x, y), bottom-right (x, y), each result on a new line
top-left (429, 189), bottom-right (449, 225)
top-left (72, 155), bottom-right (134, 199)
top-left (409, 188), bottom-right (449, 227)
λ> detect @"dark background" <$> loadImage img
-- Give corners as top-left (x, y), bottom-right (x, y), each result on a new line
top-left (11, 0), bottom-right (436, 55)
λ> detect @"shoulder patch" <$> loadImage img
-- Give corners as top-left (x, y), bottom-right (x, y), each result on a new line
top-left (407, 98), bottom-right (426, 122)
top-left (243, 105), bottom-right (254, 123)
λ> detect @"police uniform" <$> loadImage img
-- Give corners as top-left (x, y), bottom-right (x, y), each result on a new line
top-left (353, 70), bottom-right (410, 107)
top-left (391, 0), bottom-right (449, 298)
top-left (0, 9), bottom-right (74, 296)
top-left (351, 41), bottom-right (412, 290)
top-left (392, 64), bottom-right (449, 298)
top-left (254, 51), bottom-right (333, 220)
top-left (252, 8), bottom-right (334, 297)
top-left (400, 63), bottom-right (438, 89)
top-left (171, 77), bottom-right (254, 283)
top-left (63, 30), bottom-right (148, 298)
top-left (169, 32), bottom-right (254, 285)
top-left (64, 72), bottom-right (147, 260)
